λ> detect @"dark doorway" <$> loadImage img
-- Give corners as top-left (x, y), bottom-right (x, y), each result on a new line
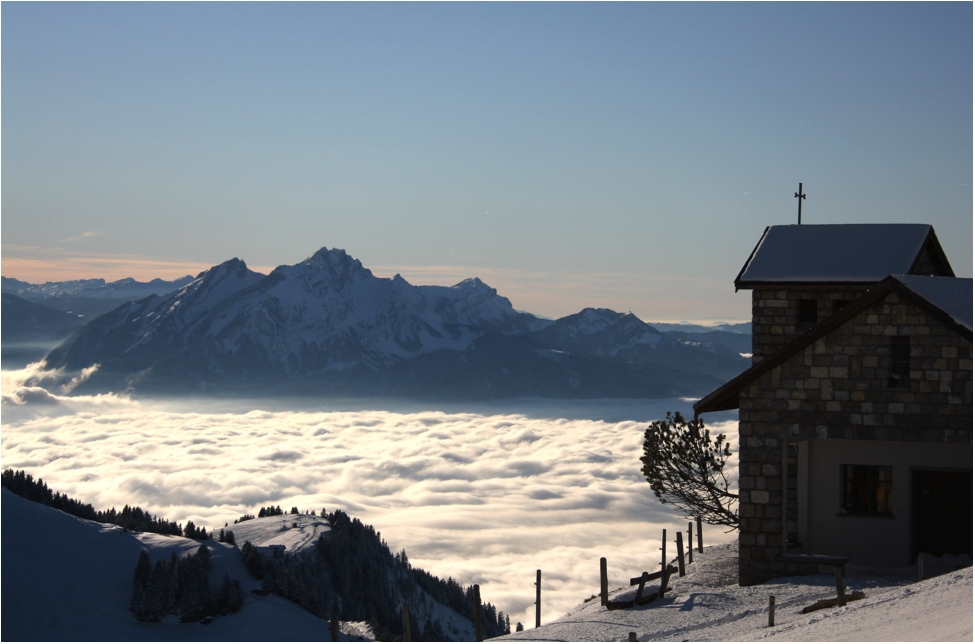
top-left (911, 469), bottom-right (973, 560)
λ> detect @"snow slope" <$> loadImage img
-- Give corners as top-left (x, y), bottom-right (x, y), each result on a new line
top-left (496, 542), bottom-right (972, 642)
top-left (0, 488), bottom-right (353, 641)
top-left (228, 512), bottom-right (332, 554)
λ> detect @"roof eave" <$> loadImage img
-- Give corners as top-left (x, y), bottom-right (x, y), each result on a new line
top-left (734, 279), bottom-right (885, 290)
top-left (733, 226), bottom-right (770, 293)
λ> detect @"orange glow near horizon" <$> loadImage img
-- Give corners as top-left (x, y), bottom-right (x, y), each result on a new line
top-left (1, 255), bottom-right (276, 283)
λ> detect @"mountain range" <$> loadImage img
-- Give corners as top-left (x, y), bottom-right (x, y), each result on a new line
top-left (7, 248), bottom-right (750, 400)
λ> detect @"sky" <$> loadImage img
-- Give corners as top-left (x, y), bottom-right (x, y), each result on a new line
top-left (2, 3), bottom-right (971, 323)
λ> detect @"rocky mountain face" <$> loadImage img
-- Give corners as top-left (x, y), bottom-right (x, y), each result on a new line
top-left (37, 248), bottom-right (749, 400)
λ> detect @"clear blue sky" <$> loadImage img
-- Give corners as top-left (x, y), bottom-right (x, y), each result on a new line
top-left (2, 3), bottom-right (971, 322)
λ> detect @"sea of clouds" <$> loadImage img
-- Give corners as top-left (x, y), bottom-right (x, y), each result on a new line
top-left (2, 364), bottom-right (739, 625)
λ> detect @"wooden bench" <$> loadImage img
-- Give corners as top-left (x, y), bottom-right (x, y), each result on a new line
top-left (777, 554), bottom-right (851, 607)
top-left (777, 554), bottom-right (849, 576)
top-left (604, 565), bottom-right (680, 610)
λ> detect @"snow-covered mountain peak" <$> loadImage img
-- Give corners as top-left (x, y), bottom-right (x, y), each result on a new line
top-left (194, 258), bottom-right (252, 282)
top-left (274, 247), bottom-right (376, 292)
top-left (155, 258), bottom-right (265, 326)
top-left (452, 277), bottom-right (494, 294)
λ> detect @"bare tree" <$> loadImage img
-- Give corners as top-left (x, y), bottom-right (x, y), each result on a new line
top-left (640, 412), bottom-right (738, 529)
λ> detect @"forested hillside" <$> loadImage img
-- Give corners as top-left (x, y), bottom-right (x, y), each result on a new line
top-left (2, 468), bottom-right (507, 641)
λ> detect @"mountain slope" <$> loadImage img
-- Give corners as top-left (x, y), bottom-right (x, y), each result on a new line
top-left (531, 308), bottom-right (749, 381)
top-left (0, 488), bottom-right (339, 641)
top-left (1, 486), bottom-right (504, 641)
top-left (1, 293), bottom-right (86, 342)
top-left (38, 248), bottom-right (743, 399)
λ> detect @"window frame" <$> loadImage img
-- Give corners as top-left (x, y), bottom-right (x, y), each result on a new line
top-left (838, 464), bottom-right (894, 517)
top-left (797, 298), bottom-right (818, 330)
top-left (888, 336), bottom-right (911, 389)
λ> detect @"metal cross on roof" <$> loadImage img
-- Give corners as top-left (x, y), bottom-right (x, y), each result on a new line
top-left (795, 183), bottom-right (806, 224)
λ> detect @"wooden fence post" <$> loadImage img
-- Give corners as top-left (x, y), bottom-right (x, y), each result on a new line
top-left (687, 522), bottom-right (693, 564)
top-left (634, 571), bottom-right (648, 603)
top-left (768, 595), bottom-right (775, 627)
top-left (600, 558), bottom-right (608, 607)
top-left (676, 531), bottom-right (686, 577)
top-left (696, 517), bottom-right (703, 553)
top-left (660, 529), bottom-right (667, 570)
top-left (535, 569), bottom-right (542, 628)
top-left (834, 567), bottom-right (845, 607)
top-left (402, 602), bottom-right (411, 642)
top-left (629, 632), bottom-right (637, 642)
top-left (473, 584), bottom-right (483, 642)
top-left (330, 616), bottom-right (339, 642)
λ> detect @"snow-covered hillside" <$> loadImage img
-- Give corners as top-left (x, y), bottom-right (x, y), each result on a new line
top-left (228, 512), bottom-right (332, 555)
top-left (497, 542), bottom-right (972, 642)
top-left (0, 488), bottom-right (341, 641)
top-left (0, 488), bottom-right (494, 642)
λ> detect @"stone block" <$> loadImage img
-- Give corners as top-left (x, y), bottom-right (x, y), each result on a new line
top-left (751, 490), bottom-right (770, 504)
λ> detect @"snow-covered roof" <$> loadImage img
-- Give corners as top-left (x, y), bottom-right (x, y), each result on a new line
top-left (735, 224), bottom-right (950, 288)
top-left (894, 275), bottom-right (973, 332)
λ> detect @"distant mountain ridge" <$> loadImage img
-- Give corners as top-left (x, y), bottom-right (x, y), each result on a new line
top-left (25, 248), bottom-right (750, 400)
top-left (2, 274), bottom-right (195, 319)
top-left (1, 293), bottom-right (84, 343)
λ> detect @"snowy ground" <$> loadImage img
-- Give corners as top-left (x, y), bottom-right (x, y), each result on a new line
top-left (4, 487), bottom-right (971, 642)
top-left (227, 511), bottom-right (332, 554)
top-left (0, 488), bottom-right (362, 641)
top-left (496, 542), bottom-right (973, 642)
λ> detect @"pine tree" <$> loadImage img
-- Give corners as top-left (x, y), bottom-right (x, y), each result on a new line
top-left (195, 544), bottom-right (212, 571)
top-left (141, 561), bottom-right (167, 621)
top-left (229, 579), bottom-right (244, 613)
top-left (640, 411), bottom-right (738, 528)
top-left (130, 549), bottom-right (152, 615)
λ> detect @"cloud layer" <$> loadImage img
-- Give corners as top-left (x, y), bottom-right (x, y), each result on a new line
top-left (2, 384), bottom-right (738, 625)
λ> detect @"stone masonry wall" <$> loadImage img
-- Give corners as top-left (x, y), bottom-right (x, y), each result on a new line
top-left (737, 290), bottom-right (972, 586)
top-left (752, 286), bottom-right (871, 364)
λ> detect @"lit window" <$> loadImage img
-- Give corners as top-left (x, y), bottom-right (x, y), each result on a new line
top-left (842, 465), bottom-right (893, 515)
